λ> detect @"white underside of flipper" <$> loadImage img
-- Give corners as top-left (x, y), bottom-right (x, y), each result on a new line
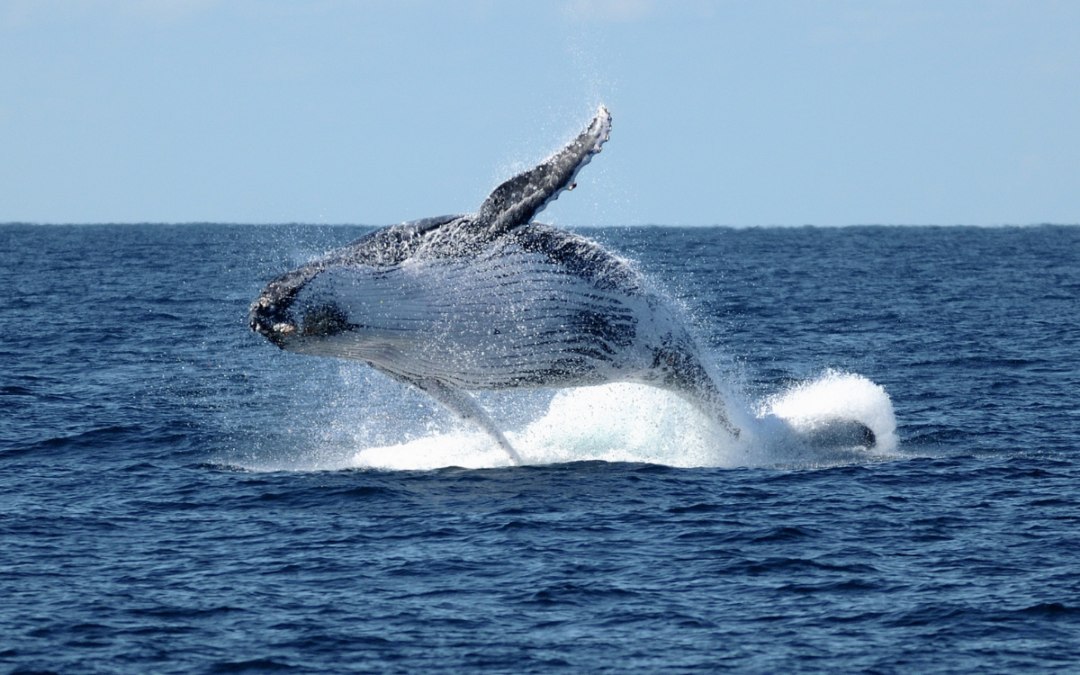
top-left (410, 377), bottom-right (522, 465)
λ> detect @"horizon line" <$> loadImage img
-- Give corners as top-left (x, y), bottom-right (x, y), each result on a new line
top-left (2, 221), bottom-right (1077, 229)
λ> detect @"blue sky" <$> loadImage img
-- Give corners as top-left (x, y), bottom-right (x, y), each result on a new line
top-left (2, 0), bottom-right (1078, 226)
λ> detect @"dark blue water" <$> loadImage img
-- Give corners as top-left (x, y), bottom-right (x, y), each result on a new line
top-left (2, 224), bottom-right (1079, 673)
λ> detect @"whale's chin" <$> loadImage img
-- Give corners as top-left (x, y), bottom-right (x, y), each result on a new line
top-left (277, 331), bottom-right (409, 367)
top-left (249, 315), bottom-right (296, 348)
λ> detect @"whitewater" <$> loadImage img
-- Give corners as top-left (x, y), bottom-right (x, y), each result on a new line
top-left (240, 371), bottom-right (897, 472)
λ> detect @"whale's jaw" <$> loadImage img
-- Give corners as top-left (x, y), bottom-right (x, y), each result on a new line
top-left (248, 294), bottom-right (297, 349)
top-left (250, 289), bottom-right (362, 358)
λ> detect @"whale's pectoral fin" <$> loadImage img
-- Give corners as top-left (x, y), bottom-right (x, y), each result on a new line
top-left (411, 377), bottom-right (523, 466)
top-left (644, 342), bottom-right (741, 440)
top-left (474, 105), bottom-right (612, 239)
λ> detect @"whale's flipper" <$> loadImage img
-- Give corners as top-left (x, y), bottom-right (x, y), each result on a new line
top-left (639, 342), bottom-right (741, 439)
top-left (474, 106), bottom-right (612, 238)
top-left (411, 377), bottom-right (523, 465)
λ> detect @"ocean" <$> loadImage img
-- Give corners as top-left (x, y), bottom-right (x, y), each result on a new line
top-left (2, 223), bottom-right (1079, 673)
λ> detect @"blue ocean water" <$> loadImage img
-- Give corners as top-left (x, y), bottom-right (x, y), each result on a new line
top-left (2, 223), bottom-right (1079, 673)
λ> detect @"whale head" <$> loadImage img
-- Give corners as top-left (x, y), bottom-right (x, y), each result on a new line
top-left (249, 267), bottom-right (354, 350)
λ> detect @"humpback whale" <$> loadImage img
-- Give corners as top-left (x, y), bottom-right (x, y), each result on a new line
top-left (250, 106), bottom-right (873, 464)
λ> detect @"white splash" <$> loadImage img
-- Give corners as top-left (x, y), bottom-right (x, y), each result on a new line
top-left (232, 366), bottom-right (899, 473)
top-left (350, 383), bottom-right (727, 471)
top-left (760, 370), bottom-right (898, 453)
top-left (337, 371), bottom-right (899, 472)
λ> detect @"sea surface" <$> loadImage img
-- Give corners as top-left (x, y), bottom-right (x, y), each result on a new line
top-left (2, 223), bottom-right (1079, 673)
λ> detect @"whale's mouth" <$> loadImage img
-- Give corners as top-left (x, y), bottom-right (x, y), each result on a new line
top-left (250, 293), bottom-right (356, 350)
top-left (250, 317), bottom-right (297, 347)
top-left (249, 295), bottom-right (297, 347)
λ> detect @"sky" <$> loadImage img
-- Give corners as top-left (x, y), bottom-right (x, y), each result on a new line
top-left (1, 0), bottom-right (1078, 226)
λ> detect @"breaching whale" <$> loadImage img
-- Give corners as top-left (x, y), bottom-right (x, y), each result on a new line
top-left (249, 106), bottom-right (873, 464)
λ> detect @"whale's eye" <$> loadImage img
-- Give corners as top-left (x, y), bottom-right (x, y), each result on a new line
top-left (301, 304), bottom-right (352, 337)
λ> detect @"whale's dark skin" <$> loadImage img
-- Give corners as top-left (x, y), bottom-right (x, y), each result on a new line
top-left (250, 107), bottom-right (874, 463)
